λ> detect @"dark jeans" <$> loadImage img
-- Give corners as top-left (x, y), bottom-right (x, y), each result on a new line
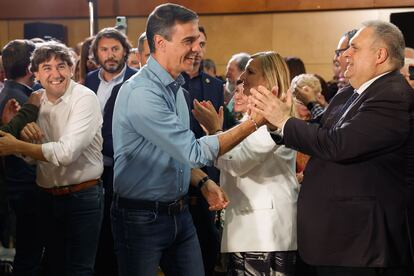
top-left (111, 198), bottom-right (204, 276)
top-left (94, 166), bottom-right (117, 276)
top-left (8, 191), bottom-right (44, 276)
top-left (189, 196), bottom-right (220, 276)
top-left (37, 183), bottom-right (103, 276)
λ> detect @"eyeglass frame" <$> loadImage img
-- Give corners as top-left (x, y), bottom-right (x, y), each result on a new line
top-left (335, 47), bottom-right (349, 57)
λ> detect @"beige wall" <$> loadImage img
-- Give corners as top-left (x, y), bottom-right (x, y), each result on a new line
top-left (0, 7), bottom-right (413, 80)
top-left (201, 7), bottom-right (414, 80)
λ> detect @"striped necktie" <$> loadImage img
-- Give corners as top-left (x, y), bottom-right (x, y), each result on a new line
top-left (333, 91), bottom-right (359, 127)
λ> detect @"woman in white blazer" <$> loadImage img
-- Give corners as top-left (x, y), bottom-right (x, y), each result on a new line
top-left (198, 52), bottom-right (299, 276)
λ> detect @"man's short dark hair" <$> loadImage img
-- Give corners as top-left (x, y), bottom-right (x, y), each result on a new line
top-left (30, 42), bottom-right (74, 73)
top-left (2, 39), bottom-right (36, 79)
top-left (203, 58), bottom-right (216, 74)
top-left (91, 27), bottom-right (132, 64)
top-left (146, 3), bottom-right (198, 53)
top-left (344, 29), bottom-right (357, 46)
top-left (199, 26), bottom-right (207, 40)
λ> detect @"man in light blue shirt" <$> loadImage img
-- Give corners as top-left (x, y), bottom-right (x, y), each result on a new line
top-left (111, 3), bottom-right (263, 275)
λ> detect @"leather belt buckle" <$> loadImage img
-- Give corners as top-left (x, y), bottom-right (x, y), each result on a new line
top-left (59, 186), bottom-right (71, 195)
top-left (167, 199), bottom-right (185, 215)
top-left (43, 179), bottom-right (98, 196)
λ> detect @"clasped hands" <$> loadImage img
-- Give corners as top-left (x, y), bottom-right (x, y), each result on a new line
top-left (192, 86), bottom-right (293, 133)
top-left (0, 122), bottom-right (44, 156)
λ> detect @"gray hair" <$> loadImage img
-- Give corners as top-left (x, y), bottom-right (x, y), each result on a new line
top-left (137, 32), bottom-right (147, 53)
top-left (230, 52), bottom-right (250, 72)
top-left (362, 20), bottom-right (405, 70)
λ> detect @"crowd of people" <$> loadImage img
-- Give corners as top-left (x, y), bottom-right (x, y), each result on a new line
top-left (0, 2), bottom-right (413, 276)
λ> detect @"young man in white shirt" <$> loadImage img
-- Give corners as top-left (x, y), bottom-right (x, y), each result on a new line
top-left (0, 42), bottom-right (104, 276)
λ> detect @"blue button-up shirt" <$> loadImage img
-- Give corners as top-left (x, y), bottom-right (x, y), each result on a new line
top-left (112, 57), bottom-right (219, 201)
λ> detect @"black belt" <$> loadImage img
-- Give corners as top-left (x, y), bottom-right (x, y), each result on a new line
top-left (115, 194), bottom-right (187, 216)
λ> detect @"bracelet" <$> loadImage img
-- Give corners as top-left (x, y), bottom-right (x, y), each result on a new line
top-left (250, 118), bottom-right (258, 130)
top-left (197, 176), bottom-right (210, 189)
top-left (213, 129), bottom-right (223, 134)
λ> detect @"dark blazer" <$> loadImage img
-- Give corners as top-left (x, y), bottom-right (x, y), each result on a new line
top-left (85, 66), bottom-right (137, 160)
top-left (0, 104), bottom-right (39, 213)
top-left (0, 80), bottom-right (36, 194)
top-left (182, 71), bottom-right (224, 183)
top-left (280, 71), bottom-right (414, 267)
top-left (183, 71), bottom-right (224, 138)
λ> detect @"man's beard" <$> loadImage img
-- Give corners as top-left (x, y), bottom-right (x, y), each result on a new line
top-left (101, 59), bottom-right (125, 74)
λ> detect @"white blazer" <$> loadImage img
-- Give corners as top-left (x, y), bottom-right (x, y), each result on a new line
top-left (216, 123), bottom-right (299, 253)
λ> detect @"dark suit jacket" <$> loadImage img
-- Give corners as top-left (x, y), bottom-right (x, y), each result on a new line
top-left (182, 71), bottom-right (224, 138)
top-left (85, 66), bottom-right (137, 161)
top-left (0, 104), bottom-right (39, 213)
top-left (182, 71), bottom-right (224, 184)
top-left (280, 71), bottom-right (414, 267)
top-left (0, 80), bottom-right (36, 194)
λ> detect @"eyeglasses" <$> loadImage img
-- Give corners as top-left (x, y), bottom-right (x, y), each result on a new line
top-left (335, 47), bottom-right (349, 57)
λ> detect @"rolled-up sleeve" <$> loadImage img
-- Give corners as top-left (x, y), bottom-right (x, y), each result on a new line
top-left (124, 82), bottom-right (219, 168)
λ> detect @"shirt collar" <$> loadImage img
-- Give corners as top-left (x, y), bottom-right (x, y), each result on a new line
top-left (42, 79), bottom-right (75, 105)
top-left (147, 56), bottom-right (185, 93)
top-left (355, 71), bottom-right (391, 95)
top-left (5, 80), bottom-right (33, 95)
top-left (98, 64), bottom-right (127, 83)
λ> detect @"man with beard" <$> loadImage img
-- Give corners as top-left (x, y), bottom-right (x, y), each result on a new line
top-left (85, 27), bottom-right (137, 276)
top-left (182, 25), bottom-right (224, 276)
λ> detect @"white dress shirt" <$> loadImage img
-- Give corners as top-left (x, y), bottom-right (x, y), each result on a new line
top-left (36, 80), bottom-right (103, 188)
top-left (96, 65), bottom-right (126, 114)
top-left (216, 116), bottom-right (299, 253)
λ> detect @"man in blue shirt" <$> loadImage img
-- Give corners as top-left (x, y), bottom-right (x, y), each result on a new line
top-left (112, 3), bottom-right (263, 275)
top-left (85, 27), bottom-right (137, 276)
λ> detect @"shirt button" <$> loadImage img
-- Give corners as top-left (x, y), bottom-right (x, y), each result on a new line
top-left (179, 169), bottom-right (183, 174)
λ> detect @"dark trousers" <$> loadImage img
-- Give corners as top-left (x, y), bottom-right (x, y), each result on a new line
top-left (8, 191), bottom-right (44, 276)
top-left (313, 266), bottom-right (412, 276)
top-left (189, 196), bottom-right (220, 276)
top-left (38, 183), bottom-right (103, 276)
top-left (94, 166), bottom-right (118, 276)
top-left (111, 199), bottom-right (204, 276)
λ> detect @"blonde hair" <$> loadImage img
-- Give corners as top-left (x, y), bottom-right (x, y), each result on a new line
top-left (251, 51), bottom-right (290, 96)
top-left (250, 51), bottom-right (295, 117)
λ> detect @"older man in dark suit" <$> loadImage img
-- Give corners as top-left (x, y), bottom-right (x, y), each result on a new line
top-left (250, 20), bottom-right (414, 276)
